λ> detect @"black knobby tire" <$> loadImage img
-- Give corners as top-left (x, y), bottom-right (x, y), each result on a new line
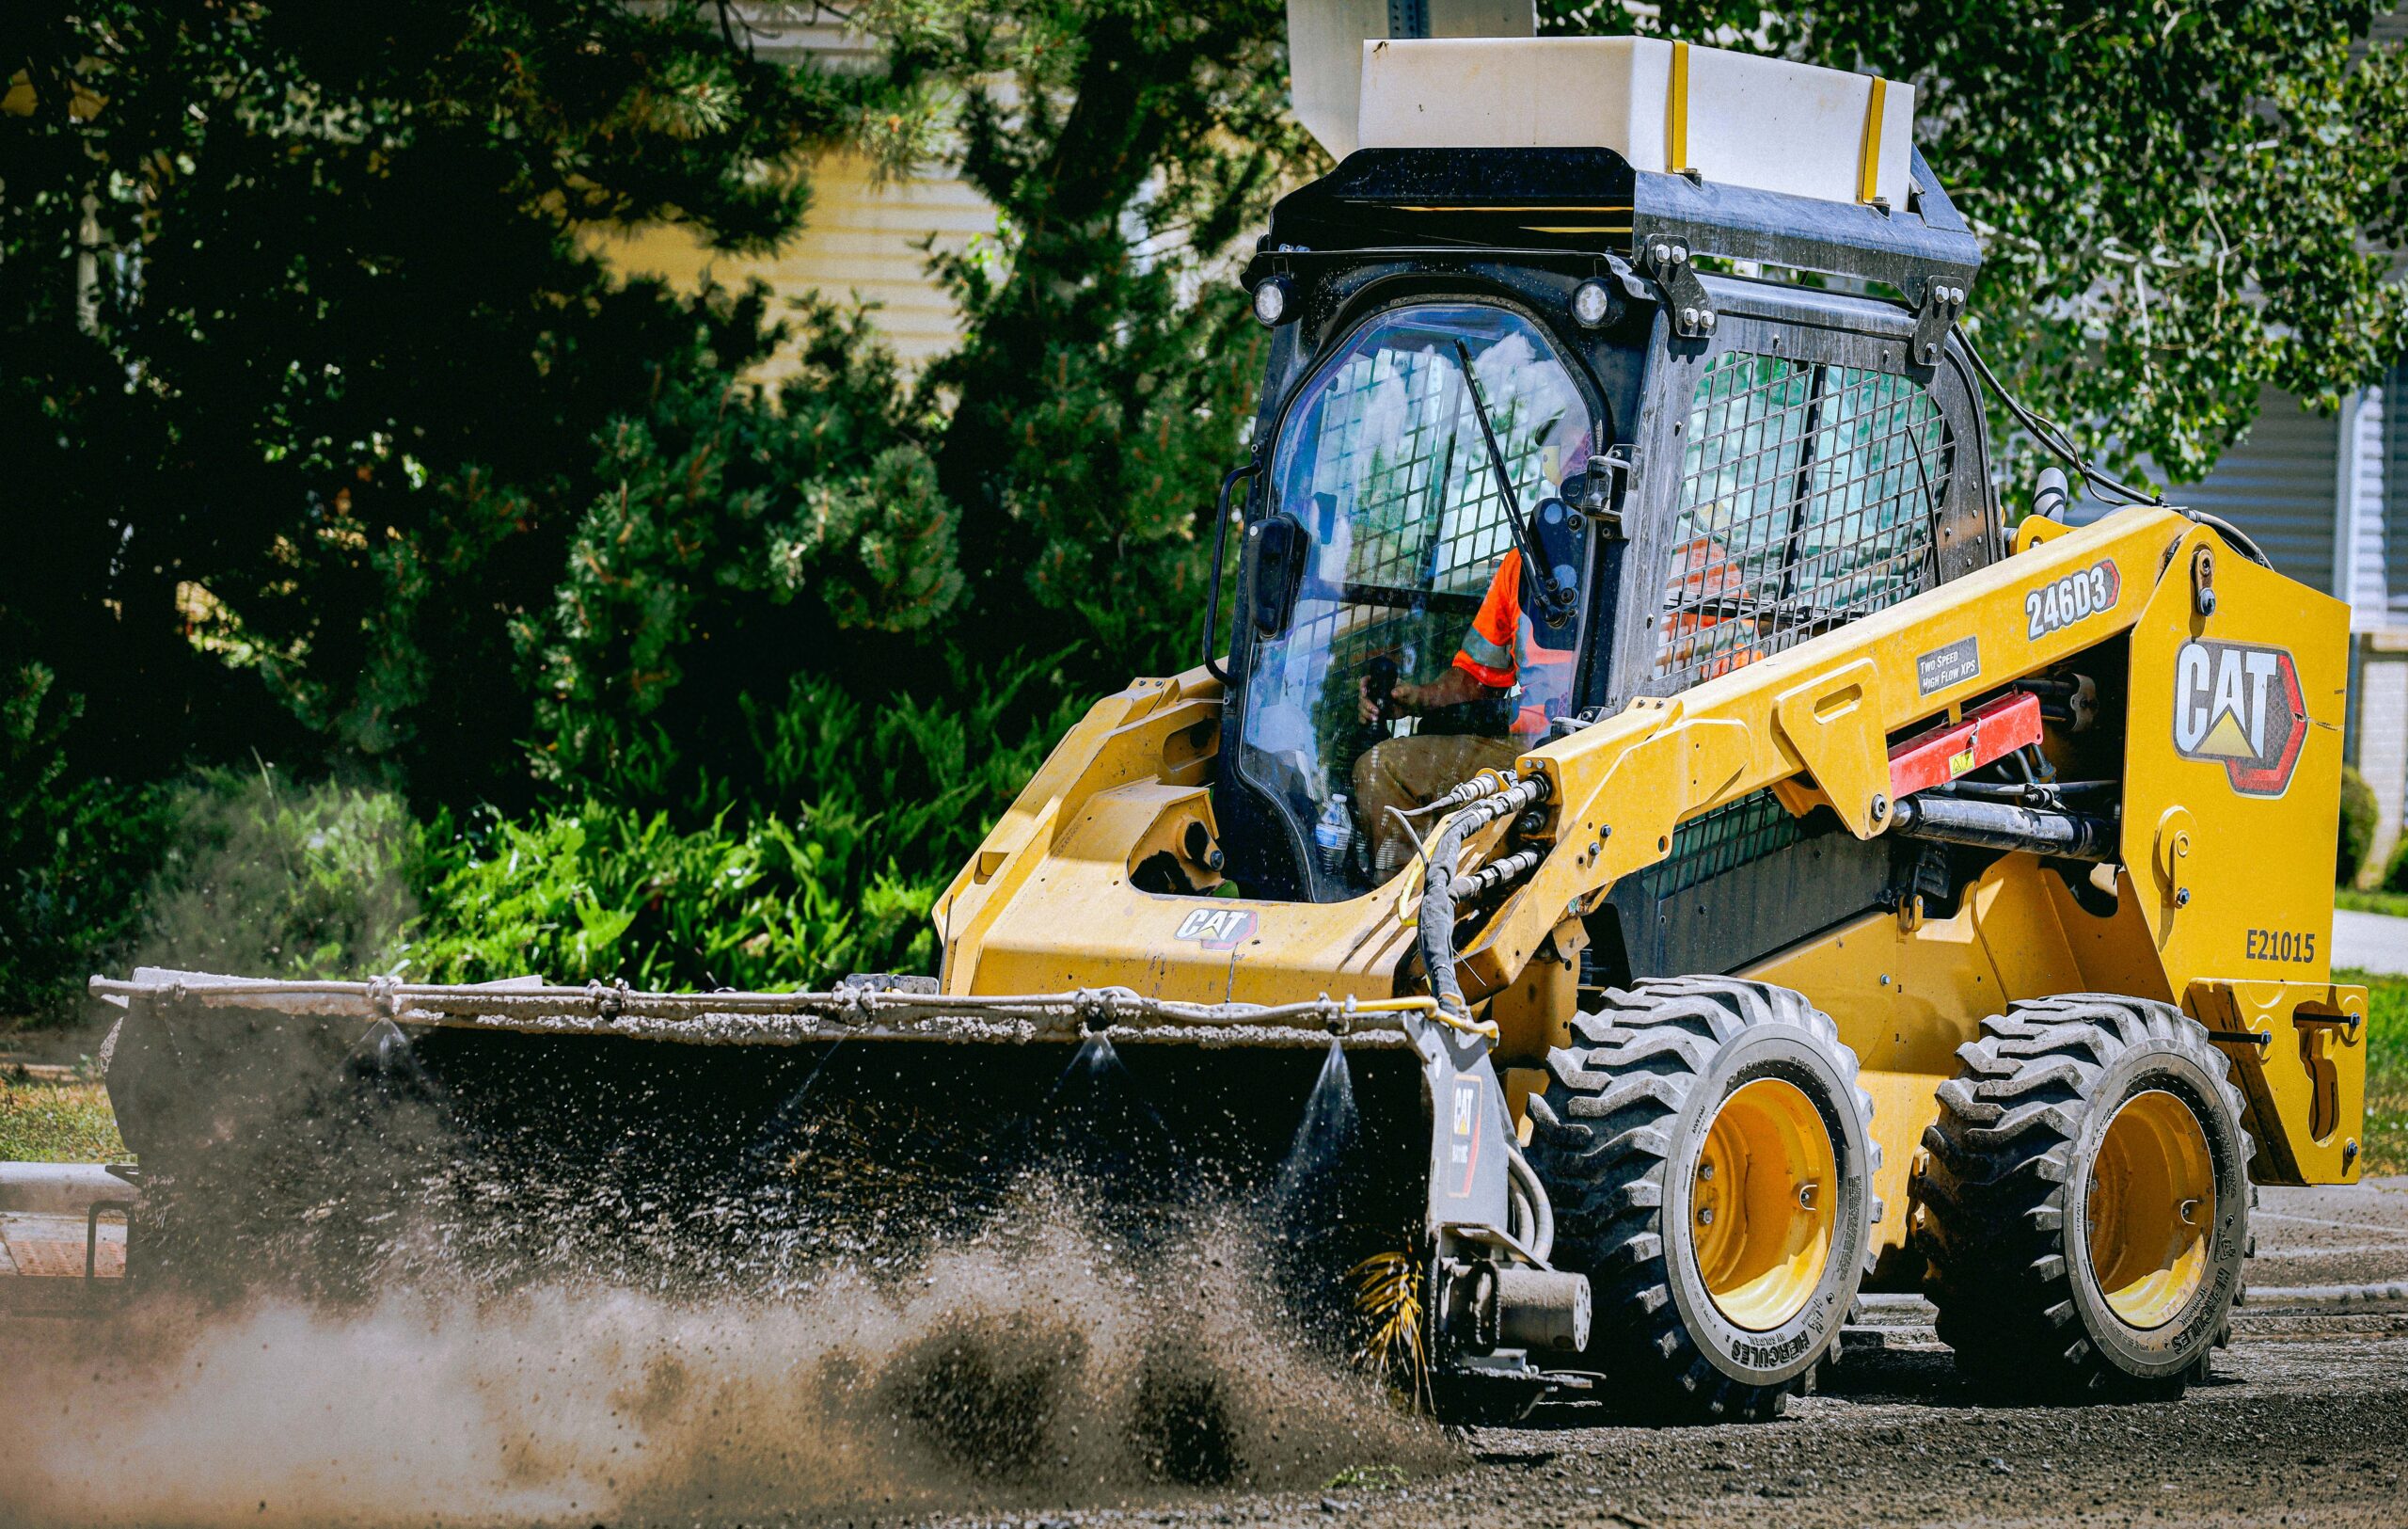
top-left (1525, 977), bottom-right (1880, 1421)
top-left (1916, 994), bottom-right (2251, 1400)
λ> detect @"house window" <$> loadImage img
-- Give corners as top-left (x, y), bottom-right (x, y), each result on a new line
top-left (2387, 360), bottom-right (2408, 627)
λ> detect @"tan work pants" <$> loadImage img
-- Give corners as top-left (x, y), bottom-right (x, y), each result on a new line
top-left (1352, 733), bottom-right (1524, 877)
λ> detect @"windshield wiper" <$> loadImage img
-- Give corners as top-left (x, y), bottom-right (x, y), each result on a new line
top-left (1450, 340), bottom-right (1576, 629)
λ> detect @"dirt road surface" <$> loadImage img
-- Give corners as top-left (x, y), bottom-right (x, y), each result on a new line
top-left (6, 1178), bottom-right (2405, 1528)
top-left (1080, 1318), bottom-right (2408, 1529)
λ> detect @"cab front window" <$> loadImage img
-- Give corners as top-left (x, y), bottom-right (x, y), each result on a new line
top-left (1239, 303), bottom-right (1600, 897)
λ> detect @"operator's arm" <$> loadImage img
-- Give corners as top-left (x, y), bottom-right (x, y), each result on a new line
top-left (1356, 551), bottom-right (1523, 723)
top-left (1357, 663), bottom-right (1497, 724)
top-left (1395, 667), bottom-right (1491, 713)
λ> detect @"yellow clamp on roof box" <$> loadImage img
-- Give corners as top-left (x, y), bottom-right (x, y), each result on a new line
top-left (1356, 37), bottom-right (1914, 210)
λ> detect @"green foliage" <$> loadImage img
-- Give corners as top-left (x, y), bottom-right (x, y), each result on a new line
top-left (2339, 887), bottom-right (2408, 918)
top-left (0, 772), bottom-right (174, 1022)
top-left (2385, 829), bottom-right (2408, 896)
top-left (2, 750), bottom-right (425, 1017)
top-left (2341, 764), bottom-right (2381, 886)
top-left (2344, 968), bottom-right (2408, 1174)
top-left (1541, 0), bottom-right (2408, 488)
top-left (517, 293), bottom-right (962, 785)
top-left (414, 663), bottom-right (1085, 989)
top-left (2, 663), bottom-right (176, 1017)
top-left (1, 664), bottom-right (78, 830)
top-left (0, 0), bottom-right (897, 798)
top-left (895, 0), bottom-right (1314, 674)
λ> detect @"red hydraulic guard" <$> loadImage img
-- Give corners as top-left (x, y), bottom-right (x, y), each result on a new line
top-left (1887, 691), bottom-right (2043, 800)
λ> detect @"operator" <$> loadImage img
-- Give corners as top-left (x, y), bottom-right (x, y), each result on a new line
top-left (1349, 507), bottom-right (1757, 878)
top-left (1349, 495), bottom-right (1583, 878)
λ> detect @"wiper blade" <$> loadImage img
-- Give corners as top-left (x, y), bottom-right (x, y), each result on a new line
top-left (1450, 339), bottom-right (1574, 629)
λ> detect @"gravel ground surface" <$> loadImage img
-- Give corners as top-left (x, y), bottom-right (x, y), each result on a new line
top-left (2248, 1177), bottom-right (2408, 1290)
top-left (1138, 1323), bottom-right (2408, 1529)
top-left (1050, 1181), bottom-right (2408, 1529)
top-left (6, 1185), bottom-right (2404, 1528)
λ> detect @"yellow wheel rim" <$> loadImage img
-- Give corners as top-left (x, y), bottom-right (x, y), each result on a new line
top-left (1691, 1078), bottom-right (1839, 1331)
top-left (2086, 1089), bottom-right (2216, 1330)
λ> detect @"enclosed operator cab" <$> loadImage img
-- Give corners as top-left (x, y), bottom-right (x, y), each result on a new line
top-left (1214, 139), bottom-right (1998, 987)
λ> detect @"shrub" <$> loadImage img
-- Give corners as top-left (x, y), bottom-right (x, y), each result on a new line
top-left (6, 656), bottom-right (1085, 1010)
top-left (412, 661), bottom-right (1084, 990)
top-left (0, 773), bottom-right (176, 1023)
top-left (2341, 765), bottom-right (2381, 885)
top-left (3, 757), bottom-right (425, 1020)
top-left (0, 662), bottom-right (180, 1020)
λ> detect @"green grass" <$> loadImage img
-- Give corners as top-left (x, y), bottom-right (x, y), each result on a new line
top-left (2337, 887), bottom-right (2408, 918)
top-left (0, 1068), bottom-right (129, 1164)
top-left (2348, 967), bottom-right (2408, 1176)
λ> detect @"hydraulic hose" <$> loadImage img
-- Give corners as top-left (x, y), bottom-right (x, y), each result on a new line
top-left (1416, 773), bottom-right (1551, 1022)
top-left (1956, 331), bottom-right (2273, 569)
top-left (1504, 1137), bottom-right (1555, 1262)
top-left (2181, 508), bottom-right (2275, 569)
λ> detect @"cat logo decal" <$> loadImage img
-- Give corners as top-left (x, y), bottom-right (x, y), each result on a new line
top-left (2172, 640), bottom-right (2305, 797)
top-left (1173, 906), bottom-right (1258, 949)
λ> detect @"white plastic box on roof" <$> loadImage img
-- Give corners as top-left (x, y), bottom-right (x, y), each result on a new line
top-left (1355, 37), bottom-right (1917, 211)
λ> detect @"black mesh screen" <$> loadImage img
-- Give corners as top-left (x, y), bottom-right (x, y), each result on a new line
top-left (1656, 353), bottom-right (1951, 686)
top-left (1638, 788), bottom-right (1807, 900)
top-left (1280, 340), bottom-right (1530, 695)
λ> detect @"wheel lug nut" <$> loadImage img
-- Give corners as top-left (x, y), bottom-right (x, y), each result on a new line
top-left (1698, 1161), bottom-right (1716, 1181)
top-left (1698, 1204), bottom-right (1716, 1226)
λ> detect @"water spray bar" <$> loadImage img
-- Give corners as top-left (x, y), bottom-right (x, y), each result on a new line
top-left (87, 973), bottom-right (1435, 1049)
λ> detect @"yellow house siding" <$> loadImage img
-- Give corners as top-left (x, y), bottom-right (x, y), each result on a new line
top-left (588, 151), bottom-right (996, 378)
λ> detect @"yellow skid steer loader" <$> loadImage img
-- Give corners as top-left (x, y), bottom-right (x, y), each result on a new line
top-left (97, 39), bottom-right (2366, 1424)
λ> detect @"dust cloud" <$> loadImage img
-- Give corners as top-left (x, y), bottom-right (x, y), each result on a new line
top-left (26, 993), bottom-right (1447, 1525)
top-left (0, 1203), bottom-right (1447, 1528)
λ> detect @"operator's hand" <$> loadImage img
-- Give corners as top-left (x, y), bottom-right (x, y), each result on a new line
top-left (1358, 677), bottom-right (1413, 725)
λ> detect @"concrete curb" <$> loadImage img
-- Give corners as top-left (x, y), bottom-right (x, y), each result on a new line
top-left (0, 1163), bottom-right (138, 1216)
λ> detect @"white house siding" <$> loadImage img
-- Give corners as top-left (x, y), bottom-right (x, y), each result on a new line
top-left (2373, 365), bottom-right (2408, 878)
top-left (2390, 362), bottom-right (2408, 629)
top-left (2166, 387), bottom-right (2341, 592)
top-left (2345, 385), bottom-right (2389, 623)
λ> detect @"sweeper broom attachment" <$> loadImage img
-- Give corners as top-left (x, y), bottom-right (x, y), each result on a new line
top-left (87, 973), bottom-right (1527, 1328)
top-left (99, 36), bottom-right (2368, 1423)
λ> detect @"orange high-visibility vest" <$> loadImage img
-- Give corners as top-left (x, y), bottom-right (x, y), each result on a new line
top-left (1450, 549), bottom-right (1576, 736)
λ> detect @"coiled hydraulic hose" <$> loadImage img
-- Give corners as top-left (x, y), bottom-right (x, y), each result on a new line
top-left (1416, 773), bottom-right (1552, 1023)
top-left (1503, 1137), bottom-right (1555, 1261)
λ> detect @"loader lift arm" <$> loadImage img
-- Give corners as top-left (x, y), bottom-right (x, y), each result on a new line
top-left (1426, 504), bottom-right (2257, 1006)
